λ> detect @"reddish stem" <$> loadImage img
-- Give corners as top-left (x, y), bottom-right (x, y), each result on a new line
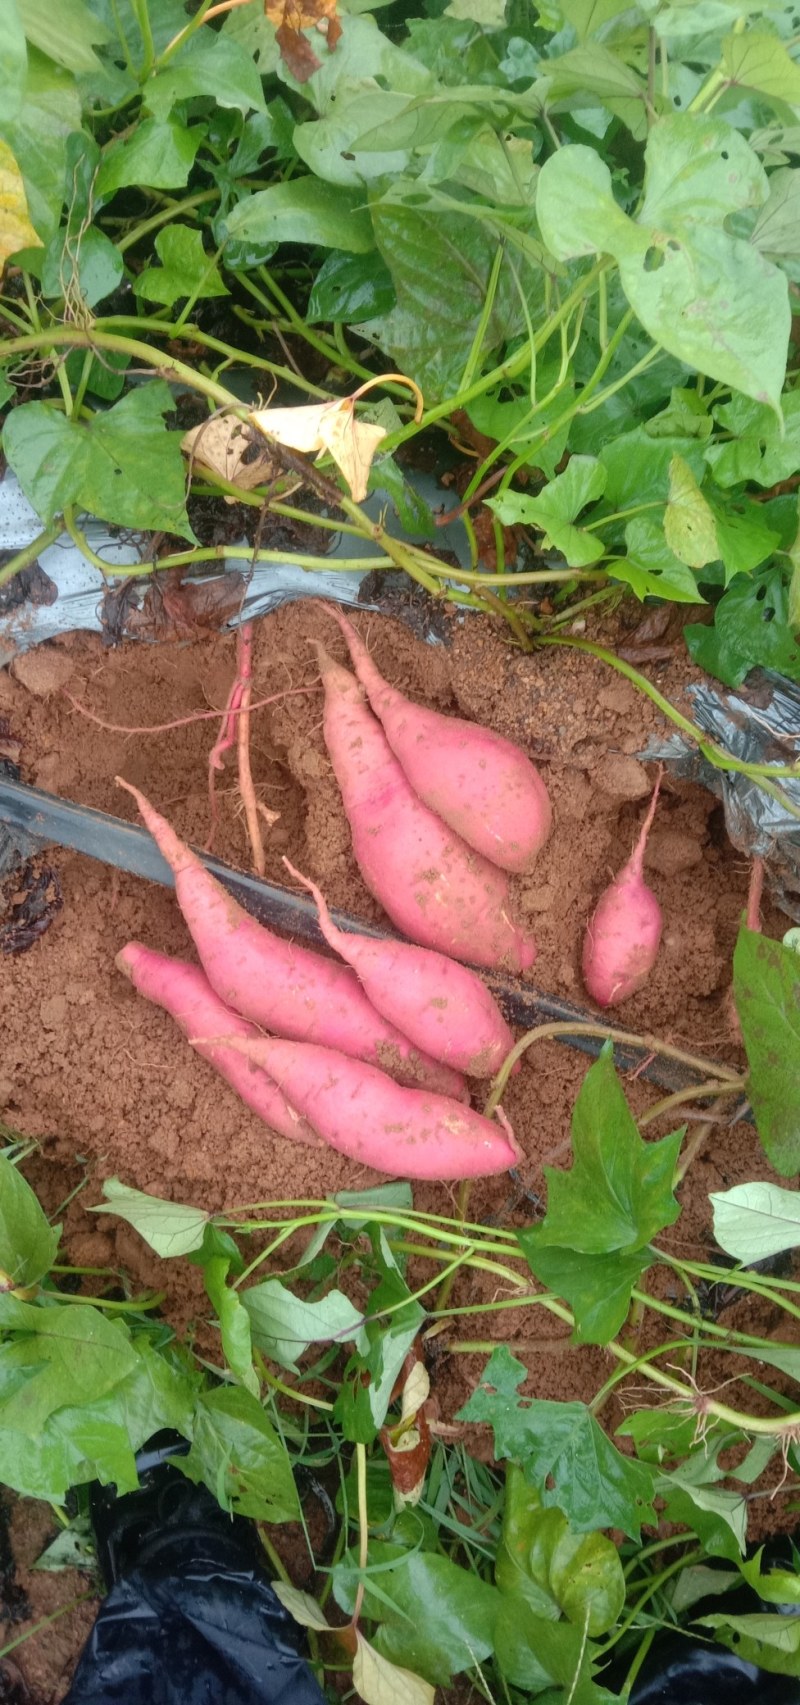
top-left (64, 684), bottom-right (314, 739)
top-left (630, 767), bottom-right (663, 877)
top-left (207, 674), bottom-right (244, 853)
top-left (746, 856), bottom-right (764, 933)
top-left (236, 623), bottom-right (266, 877)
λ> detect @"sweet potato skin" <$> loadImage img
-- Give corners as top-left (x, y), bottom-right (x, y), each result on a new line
top-left (314, 652), bottom-right (536, 974)
top-left (117, 942), bottom-right (320, 1146)
top-left (284, 859), bottom-right (516, 1077)
top-left (116, 779), bottom-right (466, 1099)
top-left (220, 1035), bottom-right (522, 1180)
top-left (582, 779), bottom-right (663, 1008)
top-left (329, 607), bottom-right (552, 873)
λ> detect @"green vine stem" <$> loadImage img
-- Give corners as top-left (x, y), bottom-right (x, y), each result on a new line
top-left (637, 1078), bottom-right (747, 1129)
top-left (484, 1020), bottom-right (741, 1116)
top-left (537, 636), bottom-right (800, 804)
top-left (381, 260), bottom-right (610, 454)
top-left (212, 1198), bottom-right (800, 1436)
top-left (0, 518), bottom-right (65, 590)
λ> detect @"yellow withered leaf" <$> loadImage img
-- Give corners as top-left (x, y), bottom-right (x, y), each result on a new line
top-left (250, 396), bottom-right (387, 502)
top-left (0, 141), bottom-right (41, 272)
top-left (181, 414), bottom-right (279, 501)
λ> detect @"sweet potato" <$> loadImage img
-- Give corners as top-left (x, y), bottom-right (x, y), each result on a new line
top-left (313, 648), bottom-right (536, 974)
top-left (117, 942), bottom-right (320, 1146)
top-left (582, 777), bottom-right (663, 1008)
top-left (284, 859), bottom-right (515, 1077)
top-left (116, 779), bottom-right (466, 1099)
top-left (327, 607), bottom-right (552, 872)
top-left (216, 1035), bottom-right (521, 1180)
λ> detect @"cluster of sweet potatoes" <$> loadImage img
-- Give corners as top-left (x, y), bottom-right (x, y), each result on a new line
top-left (117, 609), bottom-right (663, 1181)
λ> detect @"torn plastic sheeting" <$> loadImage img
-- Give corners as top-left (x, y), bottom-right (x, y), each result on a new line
top-left (0, 469), bottom-right (470, 664)
top-left (641, 668), bottom-right (800, 921)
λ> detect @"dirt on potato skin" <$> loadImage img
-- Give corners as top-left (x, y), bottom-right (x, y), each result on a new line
top-left (0, 599), bottom-right (796, 1697)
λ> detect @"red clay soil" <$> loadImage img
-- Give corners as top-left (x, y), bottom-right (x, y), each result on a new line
top-left (0, 598), bottom-right (794, 1693)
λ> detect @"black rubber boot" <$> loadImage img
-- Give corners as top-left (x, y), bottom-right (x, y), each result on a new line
top-left (63, 1432), bottom-right (327, 1705)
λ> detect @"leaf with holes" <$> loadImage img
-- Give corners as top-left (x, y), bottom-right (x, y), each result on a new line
top-left (536, 117), bottom-right (790, 408)
top-left (3, 384), bottom-right (194, 539)
top-left (458, 1346), bottom-right (656, 1537)
top-left (685, 565), bottom-right (800, 686)
top-left (705, 390), bottom-right (800, 488)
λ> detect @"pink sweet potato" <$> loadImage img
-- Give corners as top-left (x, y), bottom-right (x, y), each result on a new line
top-left (582, 777), bottom-right (663, 1008)
top-left (117, 941), bottom-right (320, 1146)
top-left (327, 607), bottom-right (552, 872)
top-left (215, 1035), bottom-right (521, 1180)
top-left (284, 859), bottom-right (515, 1077)
top-left (116, 779), bottom-right (466, 1099)
top-left (314, 648), bottom-right (536, 974)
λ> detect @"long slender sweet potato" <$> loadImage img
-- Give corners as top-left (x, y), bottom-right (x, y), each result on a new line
top-left (327, 607), bottom-right (552, 872)
top-left (314, 647), bottom-right (536, 973)
top-left (214, 1035), bottom-right (521, 1180)
top-left (117, 942), bottom-right (320, 1146)
top-left (116, 779), bottom-right (466, 1099)
top-left (284, 859), bottom-right (515, 1077)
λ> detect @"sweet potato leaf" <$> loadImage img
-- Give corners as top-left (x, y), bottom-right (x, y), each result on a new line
top-left (243, 1277), bottom-right (364, 1370)
top-left (0, 1298), bottom-right (138, 1435)
top-left (686, 565), bottom-right (800, 686)
top-left (145, 31), bottom-right (266, 119)
top-left (98, 118), bottom-right (201, 194)
top-left (458, 1346), bottom-right (655, 1537)
top-left (3, 383), bottom-right (195, 539)
top-left (732, 927), bottom-right (800, 1174)
top-left (90, 1179), bottom-right (209, 1257)
top-left (333, 1542), bottom-right (499, 1683)
top-left (520, 1045), bottom-right (682, 1257)
top-left (177, 1385), bottom-right (300, 1522)
top-left (537, 117), bottom-right (790, 408)
top-left (0, 1154), bottom-right (59, 1292)
top-left (134, 223), bottom-right (228, 307)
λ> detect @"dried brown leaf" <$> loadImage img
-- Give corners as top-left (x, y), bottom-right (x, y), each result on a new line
top-left (182, 416), bottom-right (278, 499)
top-left (267, 0), bottom-right (341, 81)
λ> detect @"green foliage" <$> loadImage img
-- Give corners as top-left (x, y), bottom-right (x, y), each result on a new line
top-left (537, 117), bottom-right (790, 409)
top-left (333, 1539), bottom-right (500, 1684)
top-left (0, 1152), bottom-right (60, 1290)
top-left (733, 926), bottom-right (800, 1173)
top-left (177, 1385), bottom-right (300, 1523)
top-left (458, 1345), bottom-right (656, 1537)
top-left (91, 1178), bottom-right (210, 1256)
top-left (3, 1), bottom-right (800, 1690)
top-left (97, 118), bottom-right (201, 194)
top-left (3, 383), bottom-right (194, 537)
top-left (243, 1277), bottom-right (364, 1372)
top-left (496, 1465), bottom-right (625, 1635)
top-left (519, 1046), bottom-right (682, 1342)
top-left (133, 224), bottom-right (228, 307)
top-left (711, 1180), bottom-right (800, 1263)
top-left (0, 0), bottom-right (798, 683)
